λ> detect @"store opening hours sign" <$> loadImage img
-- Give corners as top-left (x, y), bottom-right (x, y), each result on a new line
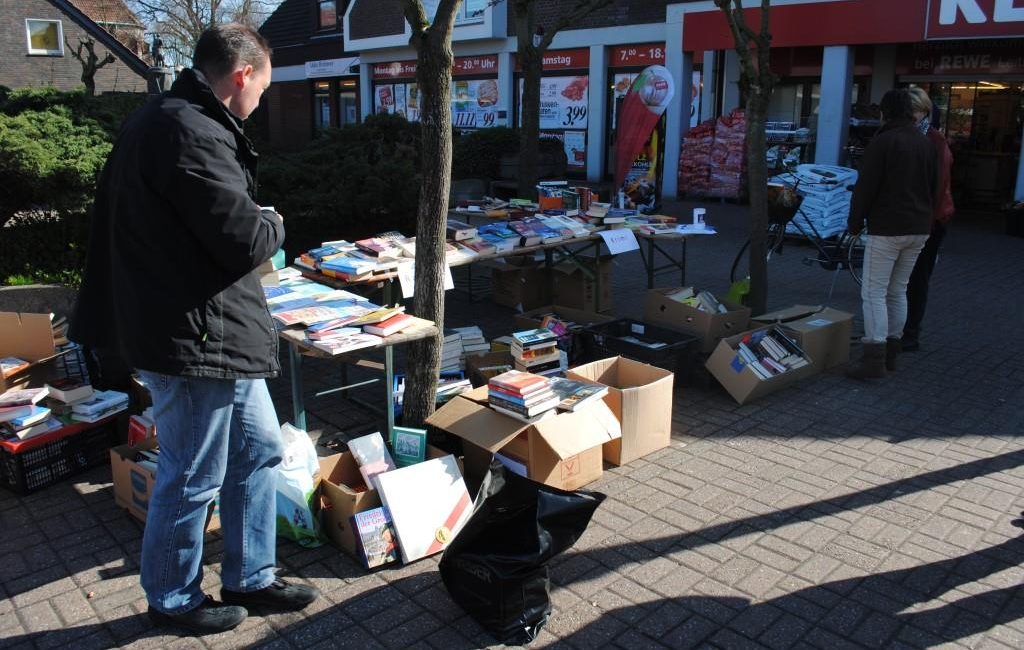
top-left (611, 44), bottom-right (666, 67)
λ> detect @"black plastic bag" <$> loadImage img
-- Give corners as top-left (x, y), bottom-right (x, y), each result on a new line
top-left (439, 460), bottom-right (606, 645)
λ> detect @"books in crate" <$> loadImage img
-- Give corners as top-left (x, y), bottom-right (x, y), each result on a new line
top-left (70, 390), bottom-right (130, 423)
top-left (735, 327), bottom-right (809, 380)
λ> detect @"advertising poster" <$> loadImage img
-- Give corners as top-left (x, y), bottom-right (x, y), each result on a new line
top-left (613, 65), bottom-right (674, 188)
top-left (394, 84), bottom-right (408, 120)
top-left (374, 84), bottom-right (395, 115)
top-left (541, 131), bottom-right (587, 170)
top-left (520, 76), bottom-right (590, 130)
top-left (451, 79), bottom-right (501, 129)
top-left (406, 83), bottom-right (420, 122)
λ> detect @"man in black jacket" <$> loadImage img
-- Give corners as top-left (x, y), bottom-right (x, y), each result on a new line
top-left (71, 25), bottom-right (318, 633)
top-left (846, 88), bottom-right (936, 379)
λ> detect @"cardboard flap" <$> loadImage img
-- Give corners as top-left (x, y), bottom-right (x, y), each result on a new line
top-left (0, 312), bottom-right (56, 361)
top-left (752, 304), bottom-right (823, 324)
top-left (425, 394), bottom-right (528, 452)
top-left (532, 400), bottom-right (621, 459)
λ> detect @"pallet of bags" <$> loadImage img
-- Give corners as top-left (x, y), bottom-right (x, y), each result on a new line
top-left (678, 119), bottom-right (715, 196)
top-left (707, 109), bottom-right (747, 199)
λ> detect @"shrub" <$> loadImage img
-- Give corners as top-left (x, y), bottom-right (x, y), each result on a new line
top-left (452, 127), bottom-right (519, 180)
top-left (259, 113), bottom-right (422, 257)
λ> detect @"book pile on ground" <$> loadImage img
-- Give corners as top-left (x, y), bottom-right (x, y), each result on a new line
top-left (44, 378), bottom-right (94, 404)
top-left (70, 390), bottom-right (130, 423)
top-left (665, 287), bottom-right (729, 314)
top-left (440, 330), bottom-right (463, 372)
top-left (548, 377), bottom-right (609, 412)
top-left (735, 326), bottom-right (810, 379)
top-left (510, 328), bottom-right (561, 375)
top-left (347, 432), bottom-right (397, 491)
top-left (487, 370), bottom-right (559, 423)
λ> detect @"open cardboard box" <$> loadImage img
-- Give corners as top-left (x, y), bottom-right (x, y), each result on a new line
top-left (425, 386), bottom-right (620, 491)
top-left (566, 356), bottom-right (674, 466)
top-left (550, 255), bottom-right (614, 313)
top-left (752, 305), bottom-right (853, 373)
top-left (0, 312), bottom-right (62, 393)
top-left (109, 438), bottom-right (220, 532)
top-left (489, 258), bottom-right (549, 311)
top-left (705, 325), bottom-right (816, 404)
top-left (643, 288), bottom-right (751, 354)
top-left (318, 444), bottom-right (457, 557)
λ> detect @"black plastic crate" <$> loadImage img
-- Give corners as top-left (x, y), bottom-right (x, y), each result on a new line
top-left (581, 319), bottom-right (702, 380)
top-left (0, 419), bottom-right (117, 495)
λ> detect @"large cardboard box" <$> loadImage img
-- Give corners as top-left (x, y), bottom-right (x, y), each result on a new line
top-left (643, 288), bottom-right (751, 354)
top-left (318, 445), bottom-right (456, 557)
top-left (513, 305), bottom-right (616, 331)
top-left (109, 438), bottom-right (220, 532)
top-left (490, 259), bottom-right (548, 311)
top-left (705, 326), bottom-right (815, 405)
top-left (425, 386), bottom-right (621, 491)
top-left (752, 305), bottom-right (853, 372)
top-left (551, 256), bottom-right (613, 313)
top-left (566, 356), bottom-right (674, 466)
top-left (0, 312), bottom-right (61, 392)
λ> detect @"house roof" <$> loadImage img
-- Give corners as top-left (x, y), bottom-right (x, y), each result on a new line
top-left (67, 0), bottom-right (144, 28)
top-left (49, 0), bottom-right (150, 77)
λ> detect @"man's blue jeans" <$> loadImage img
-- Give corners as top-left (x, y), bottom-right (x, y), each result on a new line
top-left (137, 371), bottom-right (283, 614)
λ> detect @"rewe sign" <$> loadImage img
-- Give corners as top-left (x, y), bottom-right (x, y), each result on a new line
top-left (927, 0), bottom-right (1024, 39)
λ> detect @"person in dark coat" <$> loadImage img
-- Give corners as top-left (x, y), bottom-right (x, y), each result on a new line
top-left (846, 88), bottom-right (937, 380)
top-left (902, 86), bottom-right (955, 352)
top-left (71, 24), bottom-right (318, 634)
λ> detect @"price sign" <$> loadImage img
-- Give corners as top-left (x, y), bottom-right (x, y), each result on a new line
top-left (599, 229), bottom-right (639, 255)
top-left (398, 264), bottom-right (455, 298)
top-left (523, 76), bottom-right (589, 130)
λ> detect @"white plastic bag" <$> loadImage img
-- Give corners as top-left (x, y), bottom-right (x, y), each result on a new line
top-left (275, 423), bottom-right (323, 547)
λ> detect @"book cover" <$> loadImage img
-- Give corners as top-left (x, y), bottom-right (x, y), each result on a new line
top-left (347, 432), bottom-right (397, 491)
top-left (351, 507), bottom-right (400, 569)
top-left (9, 405), bottom-right (51, 429)
top-left (511, 328), bottom-right (558, 349)
top-left (375, 455), bottom-right (472, 563)
top-left (1, 357), bottom-right (30, 378)
top-left (548, 377), bottom-right (609, 412)
top-left (310, 333), bottom-right (382, 355)
top-left (391, 426), bottom-right (427, 467)
top-left (0, 404), bottom-right (33, 423)
top-left (0, 387), bottom-right (49, 408)
top-left (363, 313), bottom-right (415, 337)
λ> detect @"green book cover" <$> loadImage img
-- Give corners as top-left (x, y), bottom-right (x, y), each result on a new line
top-left (391, 426), bottom-right (427, 467)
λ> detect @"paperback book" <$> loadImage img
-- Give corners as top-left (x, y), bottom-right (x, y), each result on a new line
top-left (548, 377), bottom-right (609, 412)
top-left (391, 426), bottom-right (427, 467)
top-left (351, 507), bottom-right (400, 569)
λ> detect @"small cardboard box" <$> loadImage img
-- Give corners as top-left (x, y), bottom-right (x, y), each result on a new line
top-left (0, 312), bottom-right (61, 392)
top-left (643, 288), bottom-right (752, 354)
top-left (109, 438), bottom-right (221, 532)
top-left (705, 326), bottom-right (815, 405)
top-left (566, 356), bottom-right (674, 466)
top-left (318, 445), bottom-right (456, 557)
top-left (551, 256), bottom-right (614, 313)
top-left (490, 260), bottom-right (548, 311)
top-left (513, 305), bottom-right (616, 331)
top-left (752, 305), bottom-right (854, 372)
top-left (425, 386), bottom-right (621, 491)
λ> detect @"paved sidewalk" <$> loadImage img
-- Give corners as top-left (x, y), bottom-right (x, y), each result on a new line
top-left (2, 201), bottom-right (1023, 649)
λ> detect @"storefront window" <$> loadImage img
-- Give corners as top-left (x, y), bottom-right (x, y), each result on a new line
top-left (314, 81), bottom-right (332, 129)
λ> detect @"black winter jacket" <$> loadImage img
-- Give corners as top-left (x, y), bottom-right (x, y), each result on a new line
top-left (848, 118), bottom-right (937, 236)
top-left (71, 69), bottom-right (285, 378)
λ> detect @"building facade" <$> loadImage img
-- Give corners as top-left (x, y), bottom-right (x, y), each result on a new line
top-left (261, 0), bottom-right (361, 149)
top-left (259, 0), bottom-right (1024, 205)
top-left (0, 0), bottom-right (147, 93)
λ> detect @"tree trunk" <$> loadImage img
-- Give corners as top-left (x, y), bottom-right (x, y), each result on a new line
top-left (401, 18), bottom-right (456, 427)
top-left (744, 93), bottom-right (770, 316)
top-left (517, 48), bottom-right (542, 198)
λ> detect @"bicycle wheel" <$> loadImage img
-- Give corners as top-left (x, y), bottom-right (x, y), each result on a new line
top-left (843, 231), bottom-right (866, 286)
top-left (730, 225), bottom-right (785, 284)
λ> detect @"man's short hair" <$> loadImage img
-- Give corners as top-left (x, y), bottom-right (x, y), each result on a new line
top-left (192, 23), bottom-right (271, 82)
top-left (879, 89), bottom-right (914, 123)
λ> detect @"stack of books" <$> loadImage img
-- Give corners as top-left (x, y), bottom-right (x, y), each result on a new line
top-left (446, 219), bottom-right (477, 242)
top-left (1, 357), bottom-right (30, 379)
top-left (70, 390), bottom-right (130, 423)
top-left (487, 370), bottom-right (559, 423)
top-left (0, 404), bottom-right (60, 441)
top-left (453, 326), bottom-right (489, 364)
top-left (510, 328), bottom-right (561, 375)
top-left (736, 327), bottom-right (810, 379)
top-left (44, 378), bottom-right (94, 405)
top-left (440, 330), bottom-right (463, 373)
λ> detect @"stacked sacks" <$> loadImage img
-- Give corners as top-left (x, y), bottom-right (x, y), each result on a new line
top-left (708, 109), bottom-right (747, 199)
top-left (771, 164), bottom-right (858, 239)
top-left (678, 119), bottom-right (715, 196)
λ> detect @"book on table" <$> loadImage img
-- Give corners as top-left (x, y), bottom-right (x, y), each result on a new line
top-left (446, 219), bottom-right (478, 241)
top-left (0, 404), bottom-right (34, 423)
top-left (309, 332), bottom-right (382, 355)
top-left (363, 312), bottom-right (416, 337)
top-left (375, 454), bottom-right (472, 563)
top-left (7, 405), bottom-right (51, 429)
top-left (2, 416), bottom-right (63, 441)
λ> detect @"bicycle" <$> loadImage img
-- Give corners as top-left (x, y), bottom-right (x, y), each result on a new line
top-left (730, 169), bottom-right (865, 300)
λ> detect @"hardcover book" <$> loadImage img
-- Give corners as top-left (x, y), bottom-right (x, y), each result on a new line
top-left (44, 378), bottom-right (94, 404)
top-left (375, 455), bottom-right (472, 563)
top-left (391, 426), bottom-right (427, 467)
top-left (488, 370), bottom-right (550, 396)
top-left (548, 377), bottom-right (609, 412)
top-left (363, 313), bottom-right (415, 337)
top-left (351, 507), bottom-right (400, 569)
top-left (511, 328), bottom-right (558, 349)
top-left (0, 387), bottom-right (49, 408)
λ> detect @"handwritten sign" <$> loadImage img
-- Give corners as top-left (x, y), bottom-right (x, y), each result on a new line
top-left (599, 228), bottom-right (639, 255)
top-left (398, 264), bottom-right (455, 299)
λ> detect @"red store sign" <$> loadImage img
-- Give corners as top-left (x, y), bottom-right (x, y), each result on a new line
top-left (372, 60), bottom-right (417, 79)
top-left (515, 48), bottom-right (591, 71)
top-left (611, 43), bottom-right (666, 67)
top-left (453, 55), bottom-right (498, 76)
top-left (926, 0), bottom-right (1024, 39)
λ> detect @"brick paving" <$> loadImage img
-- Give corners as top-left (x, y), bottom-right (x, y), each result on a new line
top-left (2, 200), bottom-right (1023, 649)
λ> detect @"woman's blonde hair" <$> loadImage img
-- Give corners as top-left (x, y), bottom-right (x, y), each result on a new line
top-left (908, 86), bottom-right (933, 116)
